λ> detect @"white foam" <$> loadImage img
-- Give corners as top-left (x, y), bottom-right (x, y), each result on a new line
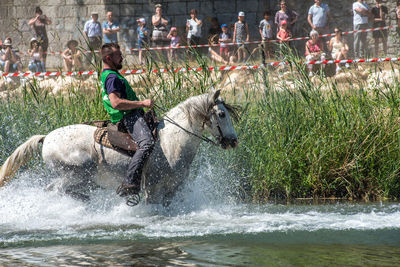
top-left (1, 162), bottom-right (400, 243)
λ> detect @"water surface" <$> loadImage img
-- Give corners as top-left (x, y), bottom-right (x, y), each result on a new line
top-left (1, 170), bottom-right (399, 266)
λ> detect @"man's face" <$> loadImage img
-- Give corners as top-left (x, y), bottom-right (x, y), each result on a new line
top-left (92, 14), bottom-right (98, 22)
top-left (107, 12), bottom-right (113, 21)
top-left (315, 0), bottom-right (321, 5)
top-left (222, 27), bottom-right (228, 33)
top-left (110, 48), bottom-right (123, 70)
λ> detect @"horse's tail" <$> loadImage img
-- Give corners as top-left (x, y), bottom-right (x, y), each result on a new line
top-left (0, 135), bottom-right (46, 187)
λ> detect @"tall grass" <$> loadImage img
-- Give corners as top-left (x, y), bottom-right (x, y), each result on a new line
top-left (1, 49), bottom-right (400, 201)
top-left (232, 51), bottom-right (400, 201)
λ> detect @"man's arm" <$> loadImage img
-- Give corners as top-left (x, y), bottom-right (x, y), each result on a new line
top-left (109, 92), bottom-right (153, 110)
top-left (307, 14), bottom-right (314, 29)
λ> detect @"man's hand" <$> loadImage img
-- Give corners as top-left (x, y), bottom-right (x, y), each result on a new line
top-left (142, 99), bottom-right (153, 108)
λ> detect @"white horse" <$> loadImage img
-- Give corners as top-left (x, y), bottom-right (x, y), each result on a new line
top-left (0, 90), bottom-right (239, 206)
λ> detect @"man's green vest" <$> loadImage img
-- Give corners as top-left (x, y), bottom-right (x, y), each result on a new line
top-left (101, 69), bottom-right (141, 123)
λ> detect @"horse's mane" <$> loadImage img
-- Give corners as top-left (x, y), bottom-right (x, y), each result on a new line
top-left (176, 93), bottom-right (240, 126)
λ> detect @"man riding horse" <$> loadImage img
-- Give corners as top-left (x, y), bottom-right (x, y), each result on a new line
top-left (100, 43), bottom-right (154, 202)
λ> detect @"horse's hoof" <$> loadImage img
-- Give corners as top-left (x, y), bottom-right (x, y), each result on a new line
top-left (126, 194), bottom-right (140, 206)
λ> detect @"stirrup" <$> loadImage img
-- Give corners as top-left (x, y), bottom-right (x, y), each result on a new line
top-left (126, 193), bottom-right (141, 206)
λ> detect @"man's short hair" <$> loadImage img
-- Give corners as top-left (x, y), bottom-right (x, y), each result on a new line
top-left (101, 43), bottom-right (120, 62)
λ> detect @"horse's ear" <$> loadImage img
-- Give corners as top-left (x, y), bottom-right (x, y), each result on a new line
top-left (213, 89), bottom-right (221, 103)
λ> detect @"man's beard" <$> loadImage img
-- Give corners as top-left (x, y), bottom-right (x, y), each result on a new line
top-left (115, 62), bottom-right (123, 70)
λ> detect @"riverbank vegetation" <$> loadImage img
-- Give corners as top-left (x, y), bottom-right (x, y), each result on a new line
top-left (1, 54), bottom-right (400, 202)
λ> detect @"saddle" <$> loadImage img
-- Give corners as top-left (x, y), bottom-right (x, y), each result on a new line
top-left (89, 110), bottom-right (158, 156)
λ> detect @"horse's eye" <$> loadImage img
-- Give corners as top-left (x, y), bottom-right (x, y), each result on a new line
top-left (219, 111), bottom-right (225, 118)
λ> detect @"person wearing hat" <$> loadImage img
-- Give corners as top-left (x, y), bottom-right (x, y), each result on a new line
top-left (28, 37), bottom-right (45, 73)
top-left (233, 11), bottom-right (249, 63)
top-left (62, 40), bottom-right (82, 72)
top-left (137, 18), bottom-right (149, 65)
top-left (84, 11), bottom-right (102, 64)
top-left (103, 11), bottom-right (120, 44)
top-left (0, 38), bottom-right (22, 74)
top-left (28, 7), bottom-right (51, 66)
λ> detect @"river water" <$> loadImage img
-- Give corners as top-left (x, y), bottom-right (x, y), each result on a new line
top-left (1, 164), bottom-right (400, 267)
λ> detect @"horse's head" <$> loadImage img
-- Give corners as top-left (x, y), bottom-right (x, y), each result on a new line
top-left (206, 90), bottom-right (239, 149)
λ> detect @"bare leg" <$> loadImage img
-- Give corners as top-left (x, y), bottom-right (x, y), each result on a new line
top-left (138, 50), bottom-right (142, 65)
top-left (4, 60), bottom-right (10, 73)
top-left (63, 59), bottom-right (72, 72)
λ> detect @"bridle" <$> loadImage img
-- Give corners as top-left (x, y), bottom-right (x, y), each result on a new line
top-left (154, 103), bottom-right (223, 146)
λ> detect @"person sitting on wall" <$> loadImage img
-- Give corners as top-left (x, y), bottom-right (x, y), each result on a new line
top-left (0, 38), bottom-right (23, 74)
top-left (62, 40), bottom-right (83, 72)
top-left (305, 30), bottom-right (326, 76)
top-left (28, 37), bottom-right (46, 73)
top-left (328, 27), bottom-right (349, 72)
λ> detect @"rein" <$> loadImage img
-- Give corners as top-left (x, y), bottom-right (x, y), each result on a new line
top-left (154, 104), bottom-right (219, 146)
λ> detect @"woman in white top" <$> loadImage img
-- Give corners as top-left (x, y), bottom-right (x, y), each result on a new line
top-left (328, 28), bottom-right (349, 72)
top-left (186, 9), bottom-right (202, 45)
top-left (28, 37), bottom-right (45, 73)
top-left (151, 4), bottom-right (169, 47)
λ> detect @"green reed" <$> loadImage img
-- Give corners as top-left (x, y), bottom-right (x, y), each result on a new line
top-left (231, 50), bottom-right (400, 201)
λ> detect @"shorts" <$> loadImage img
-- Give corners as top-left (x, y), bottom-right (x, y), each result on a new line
top-left (306, 53), bottom-right (326, 62)
top-left (0, 60), bottom-right (18, 71)
top-left (236, 39), bottom-right (245, 48)
top-left (331, 52), bottom-right (339, 59)
top-left (138, 39), bottom-right (148, 49)
top-left (372, 28), bottom-right (388, 39)
top-left (262, 38), bottom-right (273, 50)
top-left (220, 46), bottom-right (229, 55)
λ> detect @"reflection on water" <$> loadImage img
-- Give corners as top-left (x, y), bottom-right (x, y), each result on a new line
top-left (1, 239), bottom-right (400, 267)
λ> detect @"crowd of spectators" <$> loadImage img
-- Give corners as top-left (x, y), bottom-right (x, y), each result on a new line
top-left (1, 0), bottom-right (400, 79)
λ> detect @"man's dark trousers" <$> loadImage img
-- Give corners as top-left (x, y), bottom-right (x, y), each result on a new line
top-left (121, 109), bottom-right (155, 186)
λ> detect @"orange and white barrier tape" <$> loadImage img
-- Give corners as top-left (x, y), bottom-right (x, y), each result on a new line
top-left (2, 57), bottom-right (400, 78)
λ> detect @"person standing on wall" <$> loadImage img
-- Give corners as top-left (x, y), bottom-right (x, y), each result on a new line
top-left (275, 1), bottom-right (298, 32)
top-left (371, 0), bottom-right (388, 57)
top-left (152, 4), bottom-right (169, 60)
top-left (397, 1), bottom-right (400, 36)
top-left (353, 0), bottom-right (372, 58)
top-left (233, 12), bottom-right (249, 63)
top-left (28, 7), bottom-right (51, 69)
top-left (103, 11), bottom-right (120, 44)
top-left (259, 11), bottom-right (274, 61)
top-left (84, 12), bottom-right (103, 65)
top-left (186, 9), bottom-right (203, 47)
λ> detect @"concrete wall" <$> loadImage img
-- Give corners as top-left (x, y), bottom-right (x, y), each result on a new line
top-left (0, 0), bottom-right (398, 69)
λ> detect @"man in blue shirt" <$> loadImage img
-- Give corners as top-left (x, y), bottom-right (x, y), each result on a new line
top-left (103, 11), bottom-right (120, 44)
top-left (84, 12), bottom-right (102, 64)
top-left (353, 0), bottom-right (372, 58)
top-left (307, 0), bottom-right (331, 35)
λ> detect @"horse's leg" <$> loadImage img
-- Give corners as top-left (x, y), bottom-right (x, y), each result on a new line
top-left (46, 161), bottom-right (98, 201)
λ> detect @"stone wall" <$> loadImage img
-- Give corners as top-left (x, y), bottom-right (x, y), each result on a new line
top-left (0, 0), bottom-right (398, 69)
